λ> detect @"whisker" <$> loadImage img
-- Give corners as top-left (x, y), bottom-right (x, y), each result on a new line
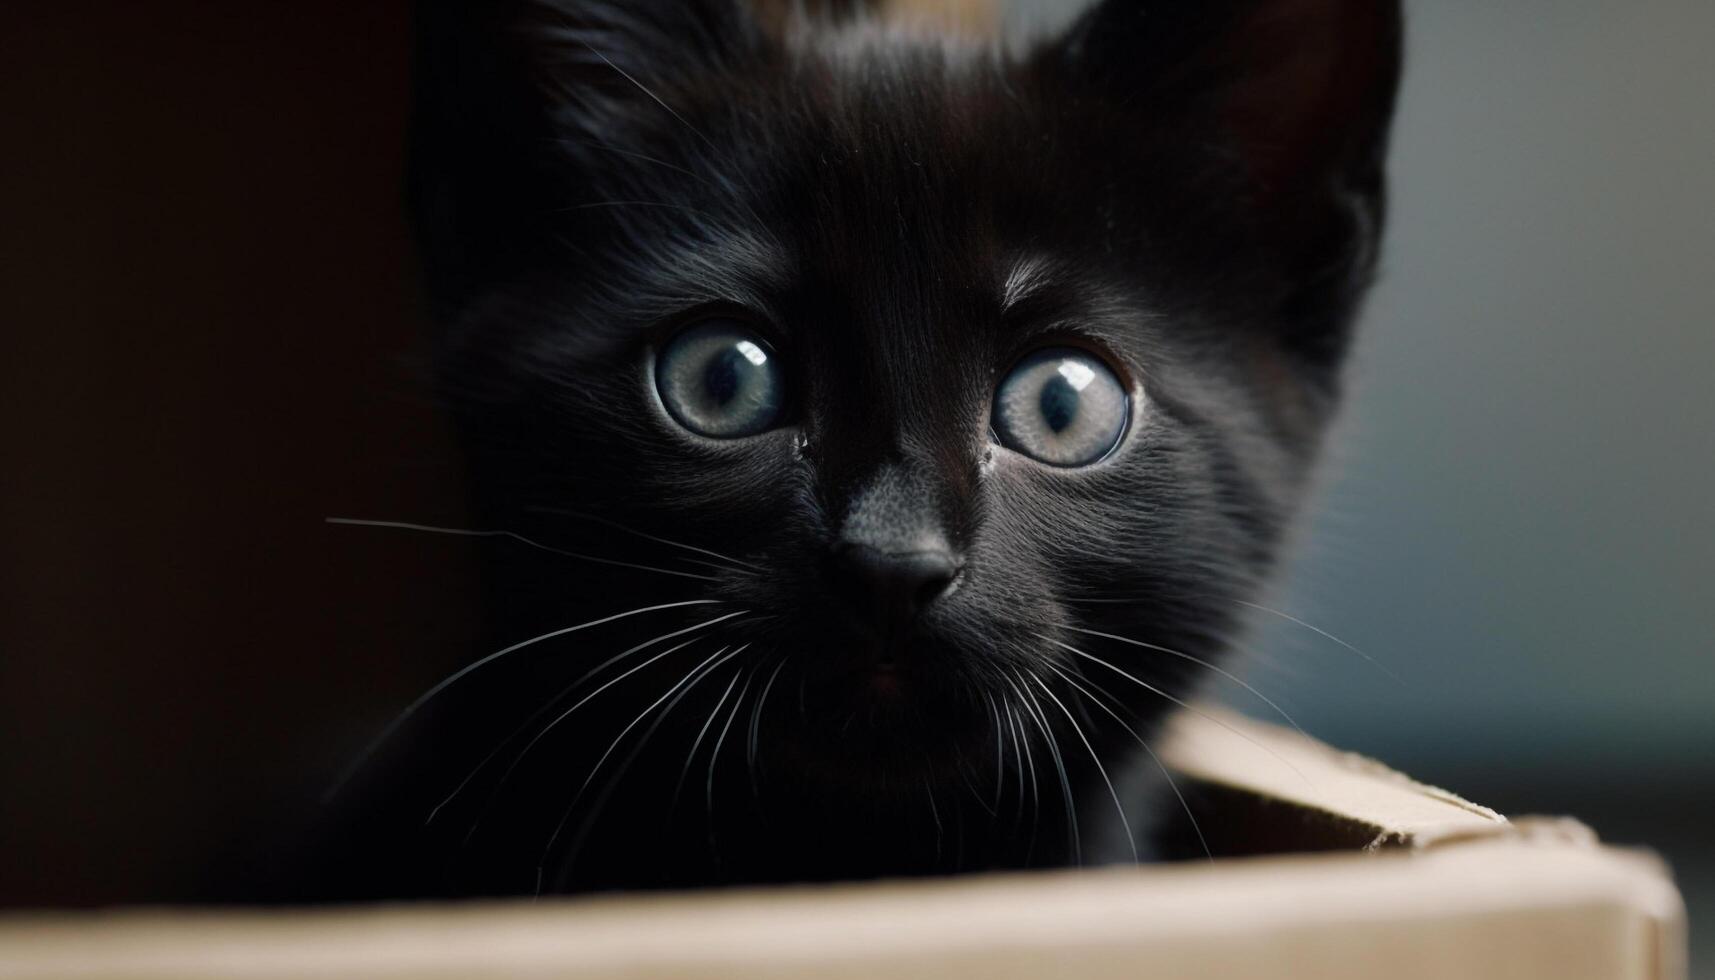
top-left (436, 611), bottom-right (667, 826)
top-left (1043, 662), bottom-right (1212, 863)
top-left (706, 664), bottom-right (758, 818)
top-left (527, 506), bottom-right (766, 573)
top-left (924, 775), bottom-right (944, 863)
top-left (746, 656), bottom-right (789, 794)
top-left (571, 644), bottom-right (735, 814)
top-left (1028, 673), bottom-right (1137, 863)
top-left (956, 763), bottom-right (998, 820)
top-left (1006, 702), bottom-right (1036, 843)
top-left (542, 644), bottom-right (746, 888)
top-left (325, 598), bottom-right (724, 802)
top-left (985, 693), bottom-right (1005, 816)
top-left (1037, 634), bottom-right (1313, 790)
top-left (1008, 670), bottom-right (1080, 866)
top-left (432, 610), bottom-right (756, 827)
top-left (1062, 625), bottom-right (1309, 739)
top-left (324, 517), bottom-right (720, 582)
top-left (673, 665), bottom-right (744, 814)
top-left (552, 643), bottom-right (745, 887)
top-left (1221, 597), bottom-right (1401, 683)
top-left (462, 612), bottom-right (749, 831)
top-left (1061, 592), bottom-right (1398, 683)
top-left (673, 557), bottom-right (743, 574)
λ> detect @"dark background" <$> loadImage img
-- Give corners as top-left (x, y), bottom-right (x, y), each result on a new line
top-left (1, 2), bottom-right (477, 905)
top-left (3, 0), bottom-right (1710, 971)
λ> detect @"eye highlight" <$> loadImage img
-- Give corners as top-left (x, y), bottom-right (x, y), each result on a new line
top-left (655, 319), bottom-right (785, 438)
top-left (992, 348), bottom-right (1130, 467)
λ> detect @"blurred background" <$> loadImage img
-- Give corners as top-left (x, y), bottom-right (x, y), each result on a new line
top-left (3, 0), bottom-right (1710, 970)
top-left (1140, 0), bottom-right (1714, 969)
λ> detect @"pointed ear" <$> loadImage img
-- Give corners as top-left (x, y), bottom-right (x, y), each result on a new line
top-left (407, 0), bottom-right (764, 320)
top-left (1045, 0), bottom-right (1403, 362)
top-left (1053, 0), bottom-right (1401, 203)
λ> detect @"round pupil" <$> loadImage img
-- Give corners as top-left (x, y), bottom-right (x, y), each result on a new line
top-left (1039, 374), bottom-right (1079, 433)
top-left (703, 348), bottom-right (743, 406)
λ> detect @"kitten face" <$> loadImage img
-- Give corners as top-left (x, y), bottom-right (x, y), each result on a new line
top-left (383, 0), bottom-right (1400, 893)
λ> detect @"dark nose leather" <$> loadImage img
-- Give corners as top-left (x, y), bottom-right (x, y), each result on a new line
top-left (831, 544), bottom-right (959, 623)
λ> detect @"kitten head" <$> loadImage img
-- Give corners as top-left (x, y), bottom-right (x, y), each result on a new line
top-left (405, 0), bottom-right (1400, 879)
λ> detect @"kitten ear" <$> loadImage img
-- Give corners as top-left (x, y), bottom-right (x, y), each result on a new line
top-left (1045, 0), bottom-right (1403, 363)
top-left (415, 0), bottom-right (763, 137)
top-left (408, 0), bottom-right (764, 320)
top-left (1062, 0), bottom-right (1399, 193)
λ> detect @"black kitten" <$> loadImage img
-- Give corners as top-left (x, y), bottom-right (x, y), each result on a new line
top-left (318, 0), bottom-right (1400, 898)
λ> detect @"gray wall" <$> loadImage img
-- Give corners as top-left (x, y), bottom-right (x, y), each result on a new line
top-left (1271, 0), bottom-right (1714, 773)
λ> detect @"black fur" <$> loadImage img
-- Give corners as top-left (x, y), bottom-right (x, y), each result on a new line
top-left (313, 0), bottom-right (1401, 898)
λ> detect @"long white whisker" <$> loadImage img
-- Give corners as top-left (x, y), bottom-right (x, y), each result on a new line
top-left (527, 506), bottom-right (767, 573)
top-left (1062, 625), bottom-right (1309, 739)
top-left (326, 599), bottom-right (724, 802)
top-left (924, 775), bottom-right (944, 863)
top-left (746, 656), bottom-right (788, 792)
top-left (674, 557), bottom-right (744, 574)
top-left (432, 611), bottom-right (750, 827)
top-left (956, 760), bottom-right (998, 819)
top-left (542, 644), bottom-right (746, 886)
top-left (985, 693), bottom-right (1005, 815)
top-left (551, 644), bottom-right (747, 890)
top-left (1222, 597), bottom-right (1401, 682)
top-left (545, 610), bottom-right (749, 711)
top-left (575, 645), bottom-right (735, 808)
top-left (673, 665), bottom-right (743, 813)
top-left (1044, 661), bottom-right (1212, 863)
top-left (1038, 635), bottom-right (1313, 790)
top-left (454, 627), bottom-right (736, 839)
top-left (706, 665), bottom-right (758, 816)
top-left (324, 518), bottom-right (719, 582)
top-left (1029, 673), bottom-right (1137, 863)
top-left (1006, 702), bottom-right (1035, 837)
top-left (1009, 671), bottom-right (1080, 866)
top-left (477, 612), bottom-right (747, 813)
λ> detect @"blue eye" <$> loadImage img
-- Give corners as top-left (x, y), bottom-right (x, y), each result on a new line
top-left (992, 348), bottom-right (1130, 466)
top-left (655, 320), bottom-right (785, 438)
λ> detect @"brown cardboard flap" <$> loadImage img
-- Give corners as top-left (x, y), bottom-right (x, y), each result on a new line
top-left (1157, 707), bottom-right (1511, 853)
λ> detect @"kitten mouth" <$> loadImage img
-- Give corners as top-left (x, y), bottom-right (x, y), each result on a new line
top-left (790, 625), bottom-right (965, 721)
top-left (781, 662), bottom-right (986, 792)
top-left (869, 661), bottom-right (902, 696)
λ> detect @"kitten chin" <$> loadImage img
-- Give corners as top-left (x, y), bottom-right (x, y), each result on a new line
top-left (297, 0), bottom-right (1402, 900)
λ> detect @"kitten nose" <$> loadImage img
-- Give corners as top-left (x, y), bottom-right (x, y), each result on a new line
top-left (831, 544), bottom-right (960, 622)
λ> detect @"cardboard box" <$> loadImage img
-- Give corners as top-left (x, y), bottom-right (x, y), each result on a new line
top-left (0, 710), bottom-right (1686, 979)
